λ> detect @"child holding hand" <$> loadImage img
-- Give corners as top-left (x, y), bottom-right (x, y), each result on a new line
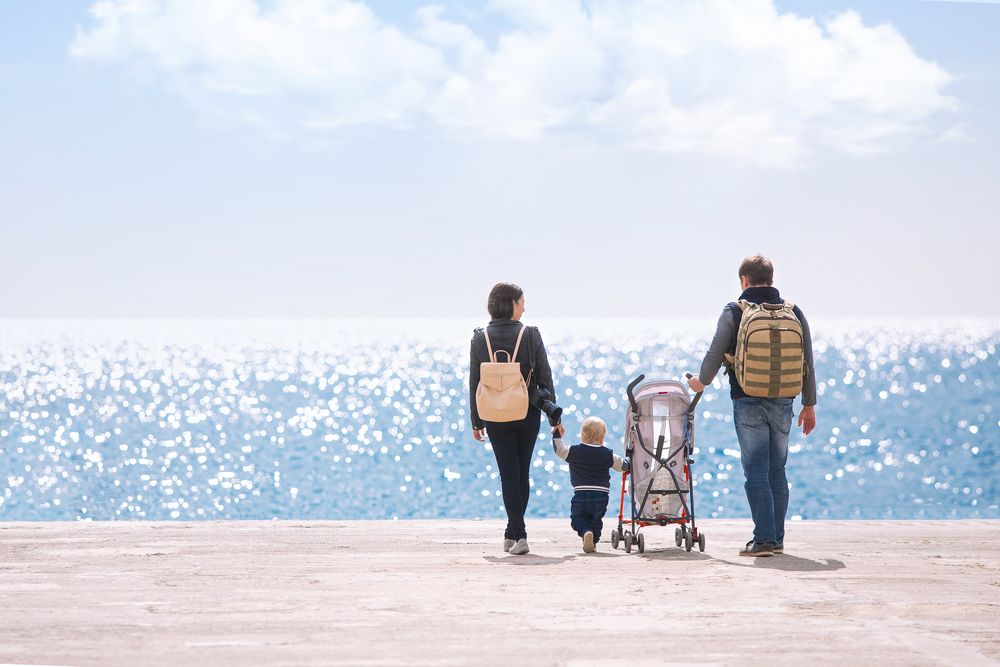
top-left (552, 417), bottom-right (629, 553)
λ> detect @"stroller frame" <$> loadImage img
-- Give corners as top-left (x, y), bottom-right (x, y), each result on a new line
top-left (611, 374), bottom-right (707, 554)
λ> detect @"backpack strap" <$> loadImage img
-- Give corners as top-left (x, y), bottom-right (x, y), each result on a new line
top-left (726, 301), bottom-right (744, 341)
top-left (483, 325), bottom-right (527, 365)
top-left (723, 302), bottom-right (744, 373)
top-left (510, 325), bottom-right (527, 361)
top-left (483, 328), bottom-right (496, 362)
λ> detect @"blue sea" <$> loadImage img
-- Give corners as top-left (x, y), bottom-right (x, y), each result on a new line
top-left (0, 319), bottom-right (996, 521)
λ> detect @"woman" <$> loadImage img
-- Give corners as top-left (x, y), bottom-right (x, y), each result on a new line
top-left (469, 282), bottom-right (562, 555)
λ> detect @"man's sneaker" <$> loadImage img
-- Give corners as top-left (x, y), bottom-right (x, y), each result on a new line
top-left (582, 531), bottom-right (595, 553)
top-left (508, 539), bottom-right (530, 555)
top-left (503, 539), bottom-right (516, 553)
top-left (773, 543), bottom-right (784, 554)
top-left (739, 540), bottom-right (775, 557)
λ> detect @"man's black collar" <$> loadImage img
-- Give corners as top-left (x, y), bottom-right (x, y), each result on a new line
top-left (738, 286), bottom-right (782, 304)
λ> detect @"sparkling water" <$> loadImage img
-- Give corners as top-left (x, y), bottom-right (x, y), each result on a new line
top-left (0, 319), bottom-right (996, 521)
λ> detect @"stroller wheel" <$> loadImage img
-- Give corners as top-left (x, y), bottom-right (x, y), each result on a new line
top-left (611, 529), bottom-right (620, 550)
top-left (698, 532), bottom-right (706, 552)
top-left (684, 530), bottom-right (693, 552)
top-left (637, 533), bottom-right (645, 554)
top-left (675, 527), bottom-right (683, 547)
top-left (624, 532), bottom-right (633, 553)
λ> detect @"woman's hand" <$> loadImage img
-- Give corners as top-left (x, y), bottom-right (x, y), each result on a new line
top-left (554, 423), bottom-right (565, 438)
top-left (472, 428), bottom-right (487, 442)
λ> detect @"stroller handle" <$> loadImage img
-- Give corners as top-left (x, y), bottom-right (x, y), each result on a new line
top-left (626, 374), bottom-right (645, 413)
top-left (684, 372), bottom-right (704, 415)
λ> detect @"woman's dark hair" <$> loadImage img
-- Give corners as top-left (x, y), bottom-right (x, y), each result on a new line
top-left (487, 282), bottom-right (523, 320)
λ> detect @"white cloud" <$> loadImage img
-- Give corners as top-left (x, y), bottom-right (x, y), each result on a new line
top-left (70, 0), bottom-right (958, 167)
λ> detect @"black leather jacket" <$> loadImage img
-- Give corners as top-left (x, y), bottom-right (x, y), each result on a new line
top-left (469, 319), bottom-right (555, 429)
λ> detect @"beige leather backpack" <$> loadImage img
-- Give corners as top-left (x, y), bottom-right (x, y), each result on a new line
top-left (475, 326), bottom-right (530, 422)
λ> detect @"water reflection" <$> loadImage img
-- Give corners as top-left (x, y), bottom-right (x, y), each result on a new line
top-left (0, 319), bottom-right (996, 520)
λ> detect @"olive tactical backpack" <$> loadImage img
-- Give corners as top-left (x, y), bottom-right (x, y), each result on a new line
top-left (475, 326), bottom-right (530, 422)
top-left (725, 300), bottom-right (806, 398)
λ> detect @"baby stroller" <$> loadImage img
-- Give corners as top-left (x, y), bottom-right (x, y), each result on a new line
top-left (611, 374), bottom-right (706, 553)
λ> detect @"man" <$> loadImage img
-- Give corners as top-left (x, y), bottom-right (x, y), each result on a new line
top-left (688, 255), bottom-right (817, 557)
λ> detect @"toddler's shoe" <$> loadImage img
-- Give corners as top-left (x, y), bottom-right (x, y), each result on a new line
top-left (583, 531), bottom-right (595, 553)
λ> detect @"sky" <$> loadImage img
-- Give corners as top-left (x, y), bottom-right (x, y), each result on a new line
top-left (1, 0), bottom-right (998, 318)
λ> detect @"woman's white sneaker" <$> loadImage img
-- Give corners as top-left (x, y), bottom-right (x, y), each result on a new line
top-left (508, 539), bottom-right (530, 555)
top-left (503, 539), bottom-right (516, 552)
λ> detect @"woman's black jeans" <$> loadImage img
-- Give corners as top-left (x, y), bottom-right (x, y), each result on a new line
top-left (485, 411), bottom-right (541, 541)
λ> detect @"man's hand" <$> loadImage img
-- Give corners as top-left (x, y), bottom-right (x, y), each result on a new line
top-left (472, 428), bottom-right (486, 442)
top-left (687, 375), bottom-right (707, 393)
top-left (797, 406), bottom-right (816, 436)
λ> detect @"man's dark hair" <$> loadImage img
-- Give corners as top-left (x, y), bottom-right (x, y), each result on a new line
top-left (487, 282), bottom-right (524, 320)
top-left (739, 255), bottom-right (774, 286)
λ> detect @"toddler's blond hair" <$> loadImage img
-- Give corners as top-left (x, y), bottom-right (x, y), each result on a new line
top-left (580, 417), bottom-right (607, 445)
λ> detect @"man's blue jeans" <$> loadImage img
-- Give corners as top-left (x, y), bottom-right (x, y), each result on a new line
top-left (733, 397), bottom-right (793, 545)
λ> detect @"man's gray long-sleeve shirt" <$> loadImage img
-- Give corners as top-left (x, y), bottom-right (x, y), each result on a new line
top-left (697, 286), bottom-right (817, 407)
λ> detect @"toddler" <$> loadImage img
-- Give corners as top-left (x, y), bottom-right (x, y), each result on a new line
top-left (552, 417), bottom-right (629, 553)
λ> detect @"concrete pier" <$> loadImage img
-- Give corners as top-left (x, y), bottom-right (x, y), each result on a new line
top-left (1, 519), bottom-right (998, 666)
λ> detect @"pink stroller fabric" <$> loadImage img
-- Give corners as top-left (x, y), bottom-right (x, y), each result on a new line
top-left (624, 380), bottom-right (693, 519)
